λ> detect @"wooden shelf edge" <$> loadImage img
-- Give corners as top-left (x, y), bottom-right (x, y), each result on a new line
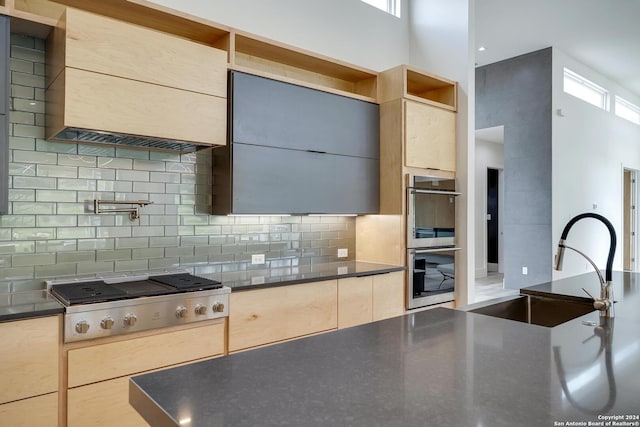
top-left (52, 0), bottom-right (232, 46)
top-left (404, 93), bottom-right (457, 112)
top-left (230, 64), bottom-right (378, 103)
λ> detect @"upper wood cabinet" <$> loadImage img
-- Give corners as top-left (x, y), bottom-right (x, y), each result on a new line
top-left (378, 65), bottom-right (457, 174)
top-left (405, 100), bottom-right (456, 171)
top-left (45, 8), bottom-right (228, 151)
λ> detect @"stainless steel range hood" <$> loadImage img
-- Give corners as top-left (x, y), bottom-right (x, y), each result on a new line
top-left (51, 128), bottom-right (205, 153)
top-left (45, 8), bottom-right (228, 152)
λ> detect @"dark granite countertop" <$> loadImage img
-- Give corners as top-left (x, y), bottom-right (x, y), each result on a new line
top-left (0, 289), bottom-right (65, 322)
top-left (204, 261), bottom-right (405, 291)
top-left (130, 271), bottom-right (640, 426)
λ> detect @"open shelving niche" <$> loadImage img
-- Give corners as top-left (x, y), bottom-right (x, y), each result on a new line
top-left (378, 64), bottom-right (457, 111)
top-left (230, 32), bottom-right (378, 102)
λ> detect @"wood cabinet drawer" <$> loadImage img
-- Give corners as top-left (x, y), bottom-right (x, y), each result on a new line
top-left (67, 322), bottom-right (225, 388)
top-left (404, 100), bottom-right (456, 172)
top-left (67, 376), bottom-right (145, 427)
top-left (229, 280), bottom-right (337, 351)
top-left (338, 276), bottom-right (373, 329)
top-left (372, 271), bottom-right (405, 321)
top-left (53, 8), bottom-right (227, 97)
top-left (0, 316), bottom-right (59, 404)
top-left (0, 392), bottom-right (58, 427)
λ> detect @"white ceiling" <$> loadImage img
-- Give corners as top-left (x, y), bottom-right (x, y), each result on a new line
top-left (475, 126), bottom-right (504, 144)
top-left (475, 0), bottom-right (640, 97)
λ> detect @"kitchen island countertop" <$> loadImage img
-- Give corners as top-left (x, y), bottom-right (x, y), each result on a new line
top-left (130, 271), bottom-right (640, 426)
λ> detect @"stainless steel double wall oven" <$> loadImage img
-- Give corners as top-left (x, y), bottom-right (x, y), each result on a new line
top-left (407, 175), bottom-right (460, 309)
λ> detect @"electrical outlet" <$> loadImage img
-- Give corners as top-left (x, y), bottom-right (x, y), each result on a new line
top-left (522, 266), bottom-right (528, 275)
top-left (251, 254), bottom-right (265, 265)
top-left (337, 248), bottom-right (348, 258)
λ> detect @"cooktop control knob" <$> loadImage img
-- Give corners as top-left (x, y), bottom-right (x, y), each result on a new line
top-left (100, 317), bottom-right (115, 330)
top-left (194, 304), bottom-right (207, 315)
top-left (212, 302), bottom-right (225, 313)
top-left (123, 313), bottom-right (137, 327)
top-left (75, 321), bottom-right (90, 334)
top-left (175, 306), bottom-right (188, 318)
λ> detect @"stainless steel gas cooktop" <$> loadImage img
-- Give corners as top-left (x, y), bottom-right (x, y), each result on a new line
top-left (47, 270), bottom-right (230, 343)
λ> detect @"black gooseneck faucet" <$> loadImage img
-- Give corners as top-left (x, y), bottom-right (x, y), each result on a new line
top-left (553, 213), bottom-right (616, 318)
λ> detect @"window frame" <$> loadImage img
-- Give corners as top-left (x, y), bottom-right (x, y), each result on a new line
top-left (614, 95), bottom-right (640, 125)
top-left (361, 0), bottom-right (401, 18)
top-left (563, 68), bottom-right (609, 111)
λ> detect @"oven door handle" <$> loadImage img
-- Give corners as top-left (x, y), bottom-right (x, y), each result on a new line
top-left (410, 247), bottom-right (462, 254)
top-left (410, 189), bottom-right (461, 196)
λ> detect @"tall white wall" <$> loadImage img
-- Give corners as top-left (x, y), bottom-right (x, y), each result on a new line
top-left (148, 0), bottom-right (409, 71)
top-left (408, 0), bottom-right (475, 304)
top-left (474, 138), bottom-right (504, 277)
top-left (552, 48), bottom-right (640, 280)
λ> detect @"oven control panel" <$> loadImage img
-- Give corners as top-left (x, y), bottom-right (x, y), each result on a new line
top-left (62, 289), bottom-right (230, 343)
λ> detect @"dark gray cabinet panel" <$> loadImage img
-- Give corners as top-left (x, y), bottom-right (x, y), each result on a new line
top-left (0, 16), bottom-right (7, 115)
top-left (231, 71), bottom-right (379, 159)
top-left (231, 143), bottom-right (379, 214)
top-left (0, 118), bottom-right (7, 215)
top-left (1, 16), bottom-right (9, 215)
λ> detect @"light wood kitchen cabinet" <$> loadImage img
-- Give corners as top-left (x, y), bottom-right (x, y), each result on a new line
top-left (0, 315), bottom-right (59, 427)
top-left (0, 392), bottom-right (58, 427)
top-left (229, 280), bottom-right (338, 352)
top-left (67, 377), bottom-right (143, 427)
top-left (46, 7), bottom-right (228, 149)
top-left (65, 320), bottom-right (225, 427)
top-left (338, 271), bottom-right (405, 329)
top-left (405, 100), bottom-right (456, 171)
top-left (377, 65), bottom-right (457, 198)
top-left (372, 271), bottom-right (405, 321)
top-left (0, 316), bottom-right (59, 405)
top-left (338, 276), bottom-right (373, 328)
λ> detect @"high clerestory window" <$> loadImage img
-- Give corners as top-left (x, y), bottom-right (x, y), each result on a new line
top-left (615, 96), bottom-right (640, 125)
top-left (361, 0), bottom-right (401, 17)
top-left (563, 68), bottom-right (609, 110)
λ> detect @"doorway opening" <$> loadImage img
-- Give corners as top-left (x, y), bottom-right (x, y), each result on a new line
top-left (623, 168), bottom-right (637, 271)
top-left (487, 168), bottom-right (504, 273)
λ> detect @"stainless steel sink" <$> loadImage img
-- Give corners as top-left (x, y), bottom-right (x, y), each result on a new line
top-left (466, 294), bottom-right (595, 327)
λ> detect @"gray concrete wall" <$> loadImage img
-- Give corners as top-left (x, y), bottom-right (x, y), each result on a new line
top-left (475, 48), bottom-right (552, 289)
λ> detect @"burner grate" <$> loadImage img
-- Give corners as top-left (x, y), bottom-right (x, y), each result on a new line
top-left (149, 273), bottom-right (222, 291)
top-left (51, 281), bottom-right (128, 305)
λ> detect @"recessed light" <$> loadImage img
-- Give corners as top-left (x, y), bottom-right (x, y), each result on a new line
top-left (478, 46), bottom-right (486, 52)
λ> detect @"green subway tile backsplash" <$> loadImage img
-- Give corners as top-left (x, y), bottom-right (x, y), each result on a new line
top-left (0, 34), bottom-right (356, 291)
